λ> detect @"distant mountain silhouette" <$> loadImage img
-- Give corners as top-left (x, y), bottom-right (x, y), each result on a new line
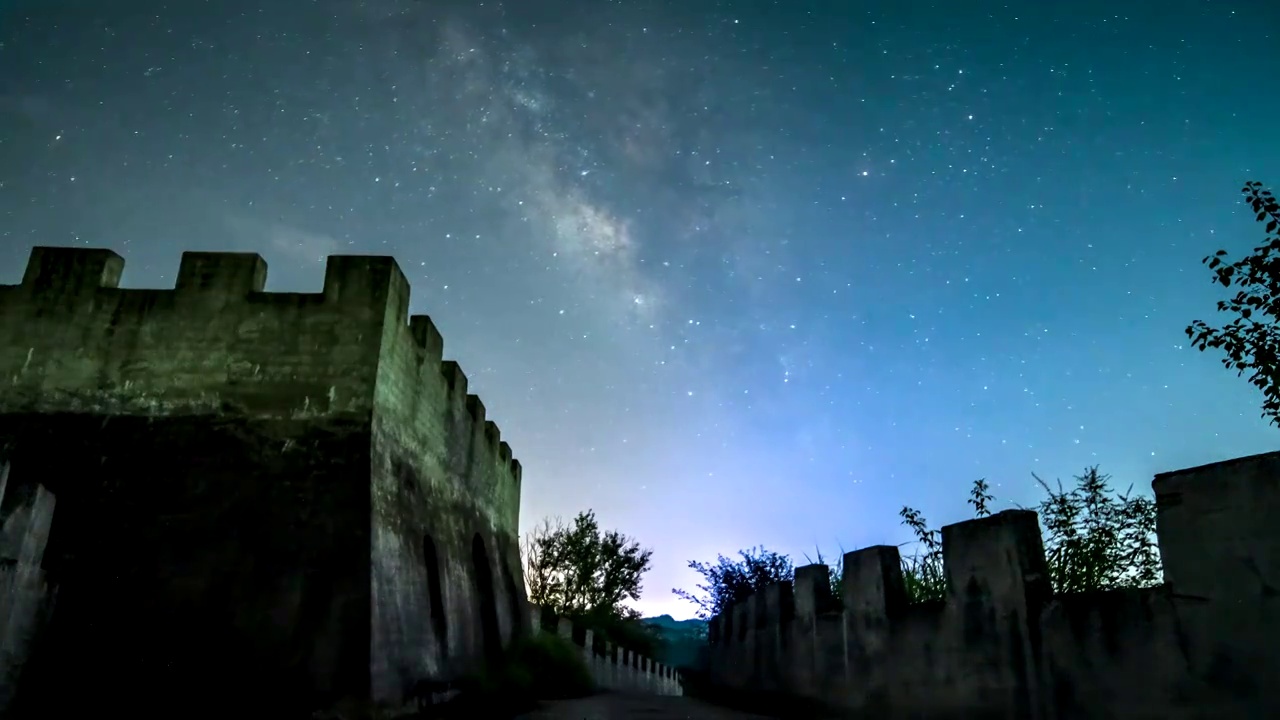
top-left (641, 615), bottom-right (707, 670)
top-left (642, 614), bottom-right (707, 633)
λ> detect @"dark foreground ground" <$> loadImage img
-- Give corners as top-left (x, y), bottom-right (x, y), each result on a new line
top-left (519, 692), bottom-right (771, 719)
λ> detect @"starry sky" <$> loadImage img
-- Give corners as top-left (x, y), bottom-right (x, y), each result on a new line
top-left (3, 0), bottom-right (1279, 618)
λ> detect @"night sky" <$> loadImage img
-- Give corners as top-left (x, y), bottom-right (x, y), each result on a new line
top-left (3, 1), bottom-right (1279, 618)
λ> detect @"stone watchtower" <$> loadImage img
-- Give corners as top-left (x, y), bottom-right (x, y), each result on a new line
top-left (0, 247), bottom-right (526, 714)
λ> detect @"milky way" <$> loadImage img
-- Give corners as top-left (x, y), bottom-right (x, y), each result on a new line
top-left (2, 0), bottom-right (1279, 617)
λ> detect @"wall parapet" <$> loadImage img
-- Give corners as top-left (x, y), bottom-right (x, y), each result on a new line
top-left (0, 247), bottom-right (522, 527)
top-left (528, 605), bottom-right (682, 697)
top-left (706, 452), bottom-right (1280, 719)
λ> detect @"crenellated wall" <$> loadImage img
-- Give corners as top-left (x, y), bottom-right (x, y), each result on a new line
top-left (706, 452), bottom-right (1280, 719)
top-left (528, 606), bottom-right (683, 696)
top-left (0, 247), bottom-right (527, 715)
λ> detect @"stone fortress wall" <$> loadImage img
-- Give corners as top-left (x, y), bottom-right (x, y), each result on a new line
top-left (528, 605), bottom-right (683, 696)
top-left (0, 247), bottom-right (526, 713)
top-left (706, 452), bottom-right (1279, 719)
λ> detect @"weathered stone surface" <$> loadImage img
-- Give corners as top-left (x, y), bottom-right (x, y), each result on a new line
top-left (707, 453), bottom-right (1280, 719)
top-left (0, 247), bottom-right (527, 716)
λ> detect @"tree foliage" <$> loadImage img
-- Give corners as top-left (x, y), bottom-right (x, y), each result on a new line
top-left (521, 510), bottom-right (653, 621)
top-left (671, 546), bottom-right (793, 620)
top-left (1186, 181), bottom-right (1280, 425)
top-left (1033, 468), bottom-right (1161, 593)
top-left (897, 504), bottom-right (946, 604)
top-left (898, 468), bottom-right (1161, 603)
top-left (521, 510), bottom-right (659, 656)
top-left (895, 477), bottom-right (993, 603)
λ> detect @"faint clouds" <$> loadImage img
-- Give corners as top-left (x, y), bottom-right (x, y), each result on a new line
top-left (224, 214), bottom-right (340, 265)
top-left (0, 93), bottom-right (55, 126)
top-left (268, 223), bottom-right (341, 263)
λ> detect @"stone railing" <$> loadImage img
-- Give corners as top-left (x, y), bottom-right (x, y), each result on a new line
top-left (528, 606), bottom-right (682, 696)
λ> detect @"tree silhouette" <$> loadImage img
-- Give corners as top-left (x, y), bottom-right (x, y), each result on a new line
top-left (672, 546), bottom-right (794, 620)
top-left (521, 510), bottom-right (660, 656)
top-left (1186, 181), bottom-right (1280, 425)
top-left (521, 510), bottom-right (652, 621)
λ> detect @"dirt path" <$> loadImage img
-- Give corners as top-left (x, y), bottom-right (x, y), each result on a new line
top-left (519, 692), bottom-right (771, 720)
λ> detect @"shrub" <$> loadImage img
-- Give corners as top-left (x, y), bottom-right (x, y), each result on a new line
top-left (453, 632), bottom-right (594, 716)
top-left (897, 469), bottom-right (1161, 603)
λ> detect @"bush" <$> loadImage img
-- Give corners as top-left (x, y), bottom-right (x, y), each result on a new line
top-left (314, 635), bottom-right (594, 719)
top-left (440, 633), bottom-right (594, 716)
top-left (897, 469), bottom-right (1161, 603)
top-left (580, 609), bottom-right (662, 659)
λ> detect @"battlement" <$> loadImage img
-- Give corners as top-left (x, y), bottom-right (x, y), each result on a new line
top-left (0, 246), bottom-right (522, 489)
top-left (9, 245), bottom-right (410, 313)
top-left (705, 453), bottom-right (1280, 717)
top-left (428, 359), bottom-right (521, 487)
top-left (709, 510), bottom-right (1046, 648)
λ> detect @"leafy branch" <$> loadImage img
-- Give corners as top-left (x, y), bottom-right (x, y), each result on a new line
top-left (1186, 181), bottom-right (1280, 425)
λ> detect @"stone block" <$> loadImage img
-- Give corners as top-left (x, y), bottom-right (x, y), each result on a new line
top-left (175, 251), bottom-right (267, 296)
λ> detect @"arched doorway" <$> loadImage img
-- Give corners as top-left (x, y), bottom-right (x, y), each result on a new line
top-left (470, 533), bottom-right (501, 661)
top-left (501, 554), bottom-right (522, 636)
top-left (422, 534), bottom-right (448, 655)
